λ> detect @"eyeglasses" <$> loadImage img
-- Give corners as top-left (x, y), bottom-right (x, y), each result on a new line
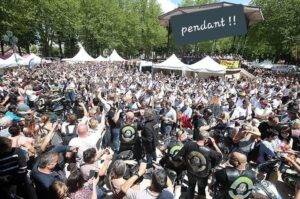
top-left (281, 131), bottom-right (290, 135)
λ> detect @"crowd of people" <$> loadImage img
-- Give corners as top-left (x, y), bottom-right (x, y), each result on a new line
top-left (0, 61), bottom-right (299, 199)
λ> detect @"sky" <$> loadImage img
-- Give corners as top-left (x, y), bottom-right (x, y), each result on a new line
top-left (158, 0), bottom-right (251, 13)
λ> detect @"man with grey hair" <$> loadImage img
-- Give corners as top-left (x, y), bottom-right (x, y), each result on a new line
top-left (174, 131), bottom-right (222, 199)
top-left (31, 152), bottom-right (61, 198)
top-left (121, 162), bottom-right (174, 199)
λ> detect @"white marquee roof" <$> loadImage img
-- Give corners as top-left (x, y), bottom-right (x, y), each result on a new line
top-left (186, 56), bottom-right (226, 74)
top-left (96, 55), bottom-right (109, 62)
top-left (153, 54), bottom-right (188, 71)
top-left (0, 53), bottom-right (27, 68)
top-left (108, 49), bottom-right (125, 62)
top-left (62, 45), bottom-right (95, 62)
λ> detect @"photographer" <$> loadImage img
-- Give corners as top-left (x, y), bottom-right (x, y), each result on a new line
top-left (174, 131), bottom-right (222, 199)
top-left (121, 163), bottom-right (174, 199)
top-left (192, 108), bottom-right (213, 140)
top-left (98, 92), bottom-right (123, 153)
top-left (80, 148), bottom-right (112, 181)
top-left (159, 129), bottom-right (190, 184)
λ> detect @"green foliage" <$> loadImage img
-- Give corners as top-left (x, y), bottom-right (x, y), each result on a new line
top-left (0, 0), bottom-right (299, 62)
top-left (30, 45), bottom-right (37, 54)
top-left (180, 0), bottom-right (218, 6)
top-left (0, 0), bottom-right (166, 58)
top-left (246, 0), bottom-right (300, 61)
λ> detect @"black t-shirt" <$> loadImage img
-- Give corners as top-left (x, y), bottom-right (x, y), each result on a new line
top-left (215, 167), bottom-right (257, 199)
top-left (193, 116), bottom-right (208, 140)
top-left (107, 107), bottom-right (121, 128)
top-left (175, 141), bottom-right (222, 178)
top-left (141, 120), bottom-right (158, 153)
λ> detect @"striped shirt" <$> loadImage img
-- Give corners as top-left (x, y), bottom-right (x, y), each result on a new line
top-left (0, 148), bottom-right (27, 177)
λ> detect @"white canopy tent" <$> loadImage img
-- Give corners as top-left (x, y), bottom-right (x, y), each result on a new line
top-left (139, 60), bottom-right (153, 71)
top-left (254, 60), bottom-right (273, 69)
top-left (95, 55), bottom-right (109, 62)
top-left (0, 53), bottom-right (27, 68)
top-left (108, 49), bottom-right (125, 62)
top-left (186, 56), bottom-right (226, 74)
top-left (152, 54), bottom-right (187, 71)
top-left (25, 53), bottom-right (45, 66)
top-left (62, 45), bottom-right (95, 62)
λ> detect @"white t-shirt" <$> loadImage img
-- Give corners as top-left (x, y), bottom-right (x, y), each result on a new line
top-left (126, 187), bottom-right (174, 199)
top-left (254, 104), bottom-right (272, 118)
top-left (61, 122), bottom-right (77, 135)
top-left (69, 133), bottom-right (101, 161)
top-left (230, 106), bottom-right (252, 120)
top-left (25, 90), bottom-right (38, 102)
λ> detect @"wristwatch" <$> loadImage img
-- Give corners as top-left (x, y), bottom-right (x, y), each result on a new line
top-left (134, 171), bottom-right (141, 178)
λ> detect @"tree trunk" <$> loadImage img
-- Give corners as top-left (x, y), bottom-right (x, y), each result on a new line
top-left (58, 37), bottom-right (63, 58)
top-left (49, 41), bottom-right (53, 57)
top-left (26, 44), bottom-right (30, 54)
top-left (1, 41), bottom-right (4, 56)
top-left (18, 46), bottom-right (22, 56)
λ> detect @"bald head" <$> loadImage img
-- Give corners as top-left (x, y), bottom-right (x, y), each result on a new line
top-left (17, 96), bottom-right (25, 102)
top-left (77, 124), bottom-right (88, 135)
top-left (232, 152), bottom-right (247, 163)
top-left (126, 112), bottom-right (134, 121)
top-left (230, 151), bottom-right (247, 168)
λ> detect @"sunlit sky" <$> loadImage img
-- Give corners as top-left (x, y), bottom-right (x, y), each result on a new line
top-left (158, 0), bottom-right (251, 13)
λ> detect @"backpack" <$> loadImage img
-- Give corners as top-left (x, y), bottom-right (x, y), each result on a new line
top-left (62, 124), bottom-right (78, 145)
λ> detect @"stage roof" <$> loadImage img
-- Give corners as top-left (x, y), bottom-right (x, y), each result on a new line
top-left (159, 1), bottom-right (264, 27)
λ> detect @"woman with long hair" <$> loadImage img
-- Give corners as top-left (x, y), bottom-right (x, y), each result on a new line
top-left (38, 114), bottom-right (54, 135)
top-left (273, 125), bottom-right (293, 151)
top-left (49, 181), bottom-right (69, 199)
top-left (66, 169), bottom-right (92, 199)
top-left (22, 114), bottom-right (39, 138)
top-left (66, 169), bottom-right (102, 199)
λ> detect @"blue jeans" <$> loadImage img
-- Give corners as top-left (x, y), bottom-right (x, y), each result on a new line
top-left (111, 128), bottom-right (120, 152)
top-left (101, 128), bottom-right (111, 149)
top-left (163, 124), bottom-right (173, 145)
top-left (68, 91), bottom-right (76, 102)
top-left (146, 150), bottom-right (157, 169)
top-left (88, 184), bottom-right (104, 199)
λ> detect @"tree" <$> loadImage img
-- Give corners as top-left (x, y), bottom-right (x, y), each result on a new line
top-left (180, 0), bottom-right (218, 6)
top-left (246, 0), bottom-right (300, 62)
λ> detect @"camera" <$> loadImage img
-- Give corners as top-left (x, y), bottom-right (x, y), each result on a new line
top-left (89, 170), bottom-right (98, 179)
top-left (134, 111), bottom-right (141, 117)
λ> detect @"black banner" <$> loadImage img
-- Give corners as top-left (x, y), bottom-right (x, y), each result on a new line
top-left (170, 5), bottom-right (247, 45)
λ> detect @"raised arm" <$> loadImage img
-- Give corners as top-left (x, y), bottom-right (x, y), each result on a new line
top-left (79, 102), bottom-right (89, 117)
top-left (98, 110), bottom-right (106, 134)
top-left (41, 122), bottom-right (58, 152)
top-left (121, 162), bottom-right (147, 193)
